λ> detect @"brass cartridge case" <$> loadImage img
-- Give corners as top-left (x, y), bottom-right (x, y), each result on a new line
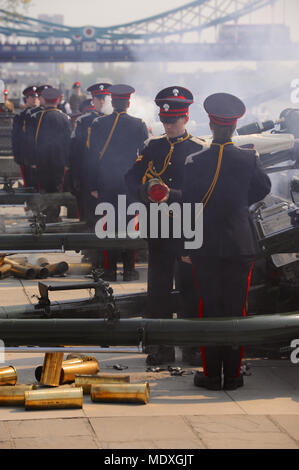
top-left (0, 263), bottom-right (11, 279)
top-left (40, 352), bottom-right (64, 387)
top-left (26, 264), bottom-right (49, 279)
top-left (60, 359), bottom-right (99, 384)
top-left (0, 366), bottom-right (17, 386)
top-left (9, 260), bottom-right (35, 280)
top-left (45, 262), bottom-right (69, 276)
top-left (67, 263), bottom-right (92, 276)
top-left (91, 383), bottom-right (150, 404)
top-left (35, 356), bottom-right (85, 383)
top-left (25, 387), bottom-right (83, 410)
top-left (75, 374), bottom-right (130, 395)
top-left (0, 385), bottom-right (36, 406)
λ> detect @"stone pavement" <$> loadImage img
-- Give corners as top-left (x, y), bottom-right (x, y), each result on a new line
top-left (0, 255), bottom-right (299, 449)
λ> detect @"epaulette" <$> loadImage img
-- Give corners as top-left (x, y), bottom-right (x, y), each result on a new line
top-left (143, 134), bottom-right (166, 148)
top-left (189, 136), bottom-right (207, 145)
top-left (185, 143), bottom-right (210, 165)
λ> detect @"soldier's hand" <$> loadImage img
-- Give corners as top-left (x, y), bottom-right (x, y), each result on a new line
top-left (91, 191), bottom-right (99, 199)
top-left (181, 256), bottom-right (192, 265)
top-left (31, 165), bottom-right (37, 169)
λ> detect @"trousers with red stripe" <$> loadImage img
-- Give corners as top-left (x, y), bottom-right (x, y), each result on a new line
top-left (191, 255), bottom-right (254, 379)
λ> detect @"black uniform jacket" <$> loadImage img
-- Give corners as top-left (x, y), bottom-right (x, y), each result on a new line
top-left (87, 111), bottom-right (149, 202)
top-left (125, 131), bottom-right (207, 204)
top-left (125, 132), bottom-right (207, 243)
top-left (28, 107), bottom-right (72, 168)
top-left (182, 142), bottom-right (272, 257)
top-left (70, 111), bottom-right (104, 186)
top-left (12, 108), bottom-right (30, 165)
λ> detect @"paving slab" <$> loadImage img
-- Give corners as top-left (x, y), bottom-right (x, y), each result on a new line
top-left (13, 436), bottom-right (99, 449)
top-left (90, 416), bottom-right (197, 443)
top-left (7, 418), bottom-right (92, 438)
top-left (186, 415), bottom-right (280, 434)
top-left (201, 431), bottom-right (298, 449)
top-left (271, 415), bottom-right (299, 442)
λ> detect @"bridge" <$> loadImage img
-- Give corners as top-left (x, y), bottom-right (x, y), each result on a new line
top-left (0, 0), bottom-right (297, 62)
top-left (0, 40), bottom-right (297, 62)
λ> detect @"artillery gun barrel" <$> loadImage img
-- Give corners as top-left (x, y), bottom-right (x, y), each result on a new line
top-left (1, 314), bottom-right (299, 347)
top-left (0, 233), bottom-right (147, 254)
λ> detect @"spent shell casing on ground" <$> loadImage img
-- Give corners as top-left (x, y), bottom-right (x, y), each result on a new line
top-left (67, 263), bottom-right (92, 276)
top-left (35, 356), bottom-right (84, 383)
top-left (0, 366), bottom-right (17, 386)
top-left (25, 387), bottom-right (83, 410)
top-left (0, 385), bottom-right (37, 406)
top-left (75, 374), bottom-right (130, 394)
top-left (60, 359), bottom-right (99, 384)
top-left (91, 383), bottom-right (150, 404)
top-left (40, 352), bottom-right (64, 387)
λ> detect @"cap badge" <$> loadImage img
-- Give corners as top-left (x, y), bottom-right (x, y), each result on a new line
top-left (173, 89), bottom-right (179, 96)
top-left (100, 85), bottom-right (104, 90)
top-left (163, 104), bottom-right (170, 112)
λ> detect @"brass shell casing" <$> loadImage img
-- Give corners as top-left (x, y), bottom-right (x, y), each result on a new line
top-left (67, 264), bottom-right (92, 276)
top-left (25, 387), bottom-right (83, 410)
top-left (60, 360), bottom-right (99, 384)
top-left (40, 353), bottom-right (64, 387)
top-left (75, 374), bottom-right (130, 394)
top-left (0, 385), bottom-right (36, 406)
top-left (0, 366), bottom-right (17, 386)
top-left (0, 263), bottom-right (12, 279)
top-left (35, 357), bottom-right (86, 383)
top-left (91, 383), bottom-right (150, 404)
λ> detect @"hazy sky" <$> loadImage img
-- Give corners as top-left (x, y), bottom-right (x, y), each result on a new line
top-left (27, 0), bottom-right (299, 40)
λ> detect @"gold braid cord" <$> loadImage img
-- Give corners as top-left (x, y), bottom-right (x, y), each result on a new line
top-left (35, 108), bottom-right (60, 143)
top-left (195, 141), bottom-right (233, 220)
top-left (99, 112), bottom-right (126, 161)
top-left (142, 133), bottom-right (190, 185)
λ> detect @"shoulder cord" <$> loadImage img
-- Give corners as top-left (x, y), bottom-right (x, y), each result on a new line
top-left (98, 112), bottom-right (126, 161)
top-left (142, 133), bottom-right (190, 185)
top-left (195, 141), bottom-right (233, 221)
top-left (35, 108), bottom-right (60, 143)
top-left (85, 112), bottom-right (101, 150)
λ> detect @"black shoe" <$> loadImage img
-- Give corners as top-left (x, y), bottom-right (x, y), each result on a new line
top-left (101, 270), bottom-right (117, 282)
top-left (194, 371), bottom-right (221, 391)
top-left (223, 375), bottom-right (244, 391)
top-left (123, 270), bottom-right (139, 282)
top-left (146, 346), bottom-right (175, 365)
top-left (181, 347), bottom-right (202, 366)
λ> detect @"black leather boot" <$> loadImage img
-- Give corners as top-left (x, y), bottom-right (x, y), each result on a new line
top-left (194, 371), bottom-right (222, 391)
top-left (223, 375), bottom-right (244, 391)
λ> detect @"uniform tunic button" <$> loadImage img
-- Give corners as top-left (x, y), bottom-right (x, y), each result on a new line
top-left (169, 178), bottom-right (173, 182)
top-left (169, 163), bottom-right (172, 166)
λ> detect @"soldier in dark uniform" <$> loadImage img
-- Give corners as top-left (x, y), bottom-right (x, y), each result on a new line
top-left (182, 93), bottom-right (272, 390)
top-left (28, 87), bottom-right (72, 222)
top-left (0, 89), bottom-right (14, 113)
top-left (70, 82), bottom-right (87, 115)
top-left (125, 86), bottom-right (207, 365)
top-left (12, 86), bottom-right (39, 188)
top-left (87, 84), bottom-right (149, 281)
top-left (70, 83), bottom-right (111, 222)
